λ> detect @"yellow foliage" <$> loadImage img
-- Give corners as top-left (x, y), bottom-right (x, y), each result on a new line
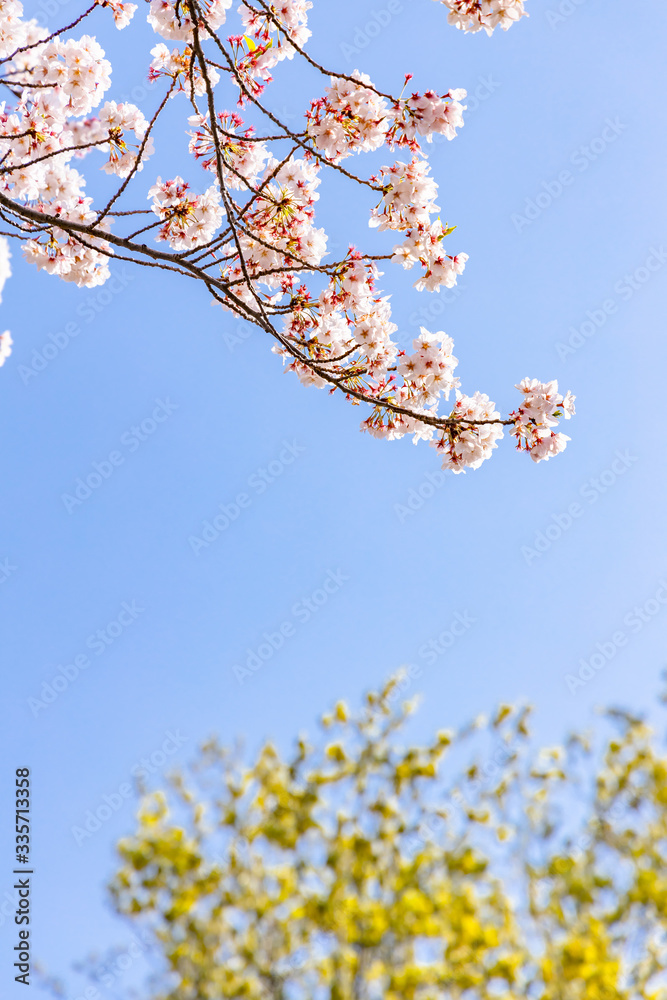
top-left (109, 675), bottom-right (667, 1000)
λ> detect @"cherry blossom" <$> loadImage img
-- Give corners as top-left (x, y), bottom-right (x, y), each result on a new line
top-left (369, 160), bottom-right (467, 292)
top-left (150, 42), bottom-right (221, 94)
top-left (307, 72), bottom-right (389, 161)
top-left (370, 158), bottom-right (440, 232)
top-left (389, 87), bottom-right (467, 149)
top-left (149, 177), bottom-right (224, 250)
top-left (95, 0), bottom-right (138, 30)
top-left (0, 0), bottom-right (570, 475)
top-left (432, 391), bottom-right (505, 472)
top-left (147, 0), bottom-right (232, 42)
top-left (510, 379), bottom-right (575, 463)
top-left (94, 102), bottom-right (154, 177)
top-left (236, 0), bottom-right (313, 92)
top-left (23, 208), bottom-right (113, 288)
top-left (434, 0), bottom-right (528, 36)
top-left (188, 111), bottom-right (268, 188)
top-left (0, 0), bottom-right (32, 58)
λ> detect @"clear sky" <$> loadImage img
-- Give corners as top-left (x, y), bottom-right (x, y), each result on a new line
top-left (2, 0), bottom-right (667, 996)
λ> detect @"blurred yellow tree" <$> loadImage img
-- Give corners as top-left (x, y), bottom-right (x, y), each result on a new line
top-left (111, 675), bottom-right (667, 1000)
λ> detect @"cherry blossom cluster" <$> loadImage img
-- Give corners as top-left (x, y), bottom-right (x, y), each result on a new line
top-left (78, 102), bottom-right (154, 177)
top-left (187, 111), bottom-right (268, 188)
top-left (356, 325), bottom-right (574, 473)
top-left (397, 328), bottom-right (459, 405)
top-left (307, 72), bottom-right (389, 161)
top-left (432, 391), bottom-right (505, 472)
top-left (387, 86), bottom-right (467, 150)
top-left (234, 0), bottom-right (313, 95)
top-left (510, 378), bottom-right (575, 463)
top-left (370, 159), bottom-right (467, 293)
top-left (23, 199), bottom-right (113, 286)
top-left (96, 0), bottom-right (138, 30)
top-left (150, 43), bottom-right (220, 95)
top-left (434, 0), bottom-right (528, 35)
top-left (214, 153), bottom-right (326, 312)
top-left (0, 0), bottom-right (43, 58)
top-left (361, 361), bottom-right (575, 474)
top-left (307, 74), bottom-right (467, 162)
top-left (149, 177), bottom-right (224, 250)
top-left (0, 0), bottom-right (569, 475)
top-left (370, 158), bottom-right (437, 230)
top-left (147, 0), bottom-right (232, 41)
top-left (0, 13), bottom-right (122, 286)
top-left (31, 36), bottom-right (112, 117)
top-left (278, 253), bottom-right (399, 389)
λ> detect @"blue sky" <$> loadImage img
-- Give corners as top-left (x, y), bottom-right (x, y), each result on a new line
top-left (2, 0), bottom-right (667, 995)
